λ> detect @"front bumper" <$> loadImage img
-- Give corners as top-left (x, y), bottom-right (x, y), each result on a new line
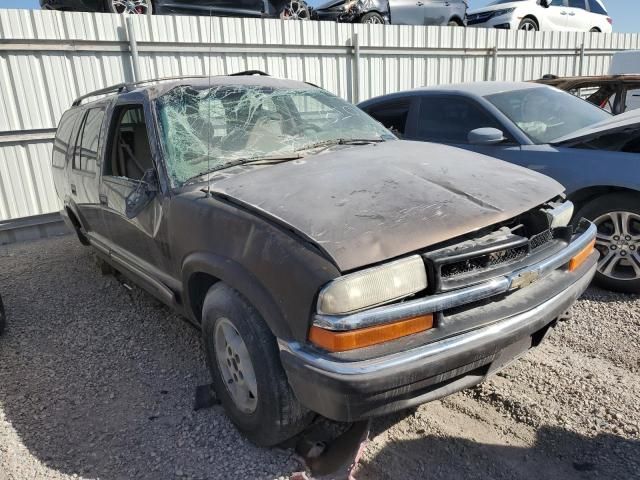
top-left (280, 223), bottom-right (598, 422)
top-left (467, 13), bottom-right (517, 29)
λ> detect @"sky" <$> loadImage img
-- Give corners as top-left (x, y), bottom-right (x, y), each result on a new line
top-left (0, 0), bottom-right (637, 33)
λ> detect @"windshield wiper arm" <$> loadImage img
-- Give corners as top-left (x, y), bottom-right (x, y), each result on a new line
top-left (294, 137), bottom-right (385, 153)
top-left (185, 153), bottom-right (304, 184)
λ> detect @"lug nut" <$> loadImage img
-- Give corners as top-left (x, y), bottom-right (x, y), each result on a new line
top-left (611, 245), bottom-right (617, 250)
top-left (613, 235), bottom-right (620, 241)
top-left (621, 251), bottom-right (627, 256)
top-left (631, 245), bottom-right (636, 251)
top-left (625, 235), bottom-right (632, 241)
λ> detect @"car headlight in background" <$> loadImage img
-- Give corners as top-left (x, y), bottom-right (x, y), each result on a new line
top-left (492, 8), bottom-right (516, 17)
top-left (545, 200), bottom-right (575, 229)
top-left (317, 255), bottom-right (428, 316)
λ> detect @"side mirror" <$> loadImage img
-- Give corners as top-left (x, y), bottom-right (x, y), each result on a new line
top-left (539, 0), bottom-right (550, 8)
top-left (125, 169), bottom-right (158, 219)
top-left (468, 127), bottom-right (506, 145)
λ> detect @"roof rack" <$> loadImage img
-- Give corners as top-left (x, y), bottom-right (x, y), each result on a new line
top-left (72, 70), bottom-right (272, 107)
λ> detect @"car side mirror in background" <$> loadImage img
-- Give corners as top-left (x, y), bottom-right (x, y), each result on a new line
top-left (468, 127), bottom-right (506, 145)
top-left (125, 169), bottom-right (159, 219)
top-left (539, 0), bottom-right (551, 8)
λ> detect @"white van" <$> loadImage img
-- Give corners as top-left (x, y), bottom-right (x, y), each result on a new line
top-left (610, 51), bottom-right (640, 111)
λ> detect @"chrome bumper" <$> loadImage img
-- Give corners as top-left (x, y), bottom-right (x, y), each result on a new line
top-left (313, 221), bottom-right (597, 331)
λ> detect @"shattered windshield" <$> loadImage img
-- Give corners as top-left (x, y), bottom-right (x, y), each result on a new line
top-left (156, 85), bottom-right (393, 186)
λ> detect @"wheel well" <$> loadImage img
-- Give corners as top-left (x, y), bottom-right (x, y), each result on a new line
top-left (590, 27), bottom-right (601, 32)
top-left (449, 16), bottom-right (464, 26)
top-left (187, 272), bottom-right (219, 323)
top-left (522, 15), bottom-right (539, 28)
top-left (569, 186), bottom-right (638, 214)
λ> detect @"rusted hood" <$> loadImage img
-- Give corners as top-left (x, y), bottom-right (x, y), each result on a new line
top-left (209, 140), bottom-right (564, 272)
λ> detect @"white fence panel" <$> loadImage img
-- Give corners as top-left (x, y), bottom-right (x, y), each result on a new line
top-left (0, 8), bottom-right (639, 222)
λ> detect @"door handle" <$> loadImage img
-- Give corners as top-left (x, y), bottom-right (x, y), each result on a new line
top-left (568, 12), bottom-right (575, 15)
top-left (70, 184), bottom-right (77, 195)
top-left (560, 11), bottom-right (567, 14)
top-left (416, 1), bottom-right (424, 5)
top-left (99, 194), bottom-right (108, 206)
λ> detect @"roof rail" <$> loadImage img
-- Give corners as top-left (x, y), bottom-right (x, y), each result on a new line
top-left (72, 72), bottom-right (272, 107)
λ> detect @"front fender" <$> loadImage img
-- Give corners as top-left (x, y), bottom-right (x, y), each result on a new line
top-left (182, 251), bottom-right (293, 340)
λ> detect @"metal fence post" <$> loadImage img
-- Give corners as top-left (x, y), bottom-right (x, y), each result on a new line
top-left (352, 32), bottom-right (360, 104)
top-left (492, 46), bottom-right (499, 81)
top-left (126, 16), bottom-right (142, 82)
top-left (579, 42), bottom-right (585, 77)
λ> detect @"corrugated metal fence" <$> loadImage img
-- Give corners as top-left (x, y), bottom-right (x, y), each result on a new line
top-left (1, 8), bottom-right (639, 222)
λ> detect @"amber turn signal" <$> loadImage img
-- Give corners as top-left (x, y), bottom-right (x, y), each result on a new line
top-left (309, 314), bottom-right (434, 352)
top-left (568, 239), bottom-right (596, 272)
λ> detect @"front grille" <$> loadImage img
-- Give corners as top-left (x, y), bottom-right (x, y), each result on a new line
top-left (530, 229), bottom-right (553, 251)
top-left (467, 11), bottom-right (494, 24)
top-left (441, 245), bottom-right (528, 279)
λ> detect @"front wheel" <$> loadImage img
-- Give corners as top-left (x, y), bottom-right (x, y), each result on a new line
top-left (518, 18), bottom-right (538, 31)
top-left (282, 0), bottom-right (311, 20)
top-left (201, 283), bottom-right (312, 446)
top-left (360, 12), bottom-right (385, 24)
top-left (106, 0), bottom-right (153, 14)
top-left (576, 193), bottom-right (640, 294)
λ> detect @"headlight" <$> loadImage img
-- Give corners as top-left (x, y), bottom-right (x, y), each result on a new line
top-left (493, 7), bottom-right (516, 17)
top-left (545, 200), bottom-right (575, 228)
top-left (343, 0), bottom-right (358, 11)
top-left (317, 255), bottom-right (428, 315)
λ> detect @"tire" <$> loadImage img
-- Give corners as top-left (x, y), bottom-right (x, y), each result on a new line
top-left (590, 27), bottom-right (601, 33)
top-left (201, 283), bottom-right (312, 446)
top-left (282, 0), bottom-right (311, 20)
top-left (360, 12), bottom-right (385, 24)
top-left (0, 295), bottom-right (5, 336)
top-left (448, 19), bottom-right (462, 27)
top-left (518, 18), bottom-right (538, 31)
top-left (105, 0), bottom-right (153, 14)
top-left (575, 193), bottom-right (640, 294)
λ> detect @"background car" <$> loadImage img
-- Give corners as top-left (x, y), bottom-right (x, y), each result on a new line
top-left (40, 0), bottom-right (311, 19)
top-left (313, 0), bottom-right (467, 25)
top-left (359, 82), bottom-right (640, 293)
top-left (467, 0), bottom-right (612, 32)
top-left (535, 74), bottom-right (640, 114)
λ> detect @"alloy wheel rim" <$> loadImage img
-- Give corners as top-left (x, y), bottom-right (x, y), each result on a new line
top-left (284, 1), bottom-right (310, 20)
top-left (214, 318), bottom-right (258, 414)
top-left (520, 22), bottom-right (536, 31)
top-left (593, 211), bottom-right (640, 282)
top-left (365, 16), bottom-right (384, 24)
top-left (111, 0), bottom-right (150, 14)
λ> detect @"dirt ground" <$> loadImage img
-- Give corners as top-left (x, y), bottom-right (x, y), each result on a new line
top-left (0, 235), bottom-right (638, 480)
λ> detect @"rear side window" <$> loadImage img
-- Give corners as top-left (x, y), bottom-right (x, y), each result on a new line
top-left (588, 0), bottom-right (607, 14)
top-left (73, 108), bottom-right (105, 173)
top-left (568, 0), bottom-right (586, 9)
top-left (364, 100), bottom-right (411, 137)
top-left (52, 110), bottom-right (80, 169)
top-left (416, 96), bottom-right (503, 144)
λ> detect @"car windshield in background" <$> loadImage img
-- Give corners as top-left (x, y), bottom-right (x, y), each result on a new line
top-left (156, 85), bottom-right (393, 186)
top-left (488, 0), bottom-right (526, 4)
top-left (485, 87), bottom-right (612, 144)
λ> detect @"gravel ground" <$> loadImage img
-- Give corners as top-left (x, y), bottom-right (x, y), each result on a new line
top-left (0, 235), bottom-right (639, 480)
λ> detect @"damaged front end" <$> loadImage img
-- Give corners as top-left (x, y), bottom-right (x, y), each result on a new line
top-left (313, 0), bottom-right (390, 23)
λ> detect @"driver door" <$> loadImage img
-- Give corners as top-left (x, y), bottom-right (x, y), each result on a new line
top-left (390, 0), bottom-right (425, 25)
top-left (545, 0), bottom-right (570, 30)
top-left (99, 103), bottom-right (172, 286)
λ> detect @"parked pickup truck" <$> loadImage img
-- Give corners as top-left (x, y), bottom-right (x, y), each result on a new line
top-left (52, 73), bottom-right (597, 446)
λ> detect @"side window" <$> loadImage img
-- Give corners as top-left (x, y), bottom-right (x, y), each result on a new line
top-left (104, 106), bottom-right (153, 181)
top-left (416, 96), bottom-right (504, 144)
top-left (625, 88), bottom-right (640, 112)
top-left (568, 0), bottom-right (586, 9)
top-left (587, 0), bottom-right (607, 14)
top-left (72, 108), bottom-right (105, 173)
top-left (365, 100), bottom-right (411, 137)
top-left (52, 110), bottom-right (80, 169)
top-left (549, 0), bottom-right (565, 6)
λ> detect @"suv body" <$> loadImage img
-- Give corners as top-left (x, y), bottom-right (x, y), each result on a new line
top-left (467, 0), bottom-right (612, 32)
top-left (52, 74), bottom-right (597, 445)
top-left (313, 0), bottom-right (467, 25)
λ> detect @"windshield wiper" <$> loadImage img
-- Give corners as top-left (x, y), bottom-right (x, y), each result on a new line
top-left (185, 153), bottom-right (304, 184)
top-left (294, 137), bottom-right (385, 153)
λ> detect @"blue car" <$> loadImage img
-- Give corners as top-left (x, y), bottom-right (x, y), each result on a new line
top-left (359, 82), bottom-right (640, 293)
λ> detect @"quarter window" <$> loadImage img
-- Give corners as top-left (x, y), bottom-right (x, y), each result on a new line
top-left (568, 0), bottom-right (586, 9)
top-left (53, 110), bottom-right (80, 169)
top-left (587, 0), bottom-right (607, 14)
top-left (416, 96), bottom-right (503, 144)
top-left (73, 108), bottom-right (105, 173)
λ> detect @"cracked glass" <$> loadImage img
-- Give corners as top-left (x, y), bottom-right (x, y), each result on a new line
top-left (156, 84), bottom-right (394, 187)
